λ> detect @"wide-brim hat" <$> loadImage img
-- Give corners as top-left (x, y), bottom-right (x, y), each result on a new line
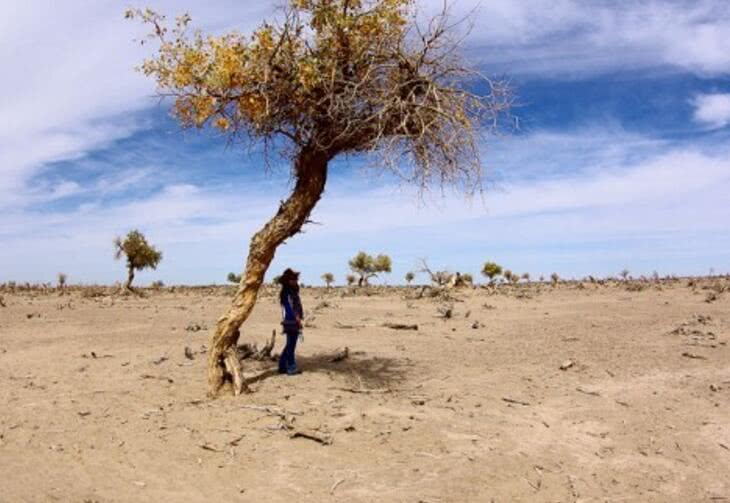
top-left (279, 268), bottom-right (300, 284)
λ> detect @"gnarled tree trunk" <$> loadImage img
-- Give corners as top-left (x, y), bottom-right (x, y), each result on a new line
top-left (207, 148), bottom-right (329, 396)
top-left (125, 265), bottom-right (135, 290)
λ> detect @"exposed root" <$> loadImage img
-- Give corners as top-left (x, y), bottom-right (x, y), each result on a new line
top-left (223, 347), bottom-right (248, 395)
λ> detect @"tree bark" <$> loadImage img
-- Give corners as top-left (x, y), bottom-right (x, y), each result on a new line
top-left (207, 148), bottom-right (329, 397)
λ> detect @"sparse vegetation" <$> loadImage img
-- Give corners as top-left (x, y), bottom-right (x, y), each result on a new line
top-left (113, 230), bottom-right (162, 291)
top-left (405, 271), bottom-right (415, 285)
top-left (349, 252), bottom-right (392, 286)
top-left (550, 272), bottom-right (560, 287)
top-left (3, 271), bottom-right (727, 499)
top-left (57, 273), bottom-right (67, 290)
top-left (346, 274), bottom-right (356, 286)
top-left (227, 272), bottom-right (242, 284)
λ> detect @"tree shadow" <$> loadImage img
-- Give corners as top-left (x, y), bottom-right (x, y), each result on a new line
top-left (243, 350), bottom-right (412, 390)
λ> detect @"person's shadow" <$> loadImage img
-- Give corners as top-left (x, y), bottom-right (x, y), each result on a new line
top-left (243, 349), bottom-right (411, 391)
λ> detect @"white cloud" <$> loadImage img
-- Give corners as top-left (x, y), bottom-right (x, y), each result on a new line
top-left (693, 93), bottom-right (730, 128)
top-left (425, 0), bottom-right (730, 76)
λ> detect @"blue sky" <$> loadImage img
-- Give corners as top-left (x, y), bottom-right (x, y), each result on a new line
top-left (1, 0), bottom-right (730, 286)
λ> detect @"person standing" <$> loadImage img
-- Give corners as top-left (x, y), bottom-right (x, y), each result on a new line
top-left (278, 268), bottom-right (303, 375)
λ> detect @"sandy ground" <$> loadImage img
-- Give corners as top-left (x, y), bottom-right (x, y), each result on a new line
top-left (0, 280), bottom-right (728, 502)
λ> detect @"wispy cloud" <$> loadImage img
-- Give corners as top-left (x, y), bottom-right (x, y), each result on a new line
top-left (2, 128), bottom-right (728, 284)
top-left (0, 1), bottom-right (274, 209)
top-left (430, 0), bottom-right (730, 76)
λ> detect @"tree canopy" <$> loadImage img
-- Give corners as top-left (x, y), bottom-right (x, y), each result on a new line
top-left (349, 251), bottom-right (392, 285)
top-left (481, 261), bottom-right (502, 282)
top-left (321, 272), bottom-right (335, 286)
top-left (127, 0), bottom-right (510, 191)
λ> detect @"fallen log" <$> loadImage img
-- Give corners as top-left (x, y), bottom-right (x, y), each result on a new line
top-left (382, 322), bottom-right (418, 331)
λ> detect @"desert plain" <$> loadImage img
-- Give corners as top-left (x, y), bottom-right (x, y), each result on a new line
top-left (1, 279), bottom-right (728, 502)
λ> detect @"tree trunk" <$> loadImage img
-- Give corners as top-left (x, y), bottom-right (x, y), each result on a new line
top-left (207, 148), bottom-right (329, 397)
top-left (125, 265), bottom-right (135, 290)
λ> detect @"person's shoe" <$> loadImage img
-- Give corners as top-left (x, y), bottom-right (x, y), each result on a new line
top-left (278, 368), bottom-right (287, 374)
top-left (287, 369), bottom-right (302, 376)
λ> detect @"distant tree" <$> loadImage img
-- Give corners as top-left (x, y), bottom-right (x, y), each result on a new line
top-left (503, 269), bottom-right (514, 284)
top-left (550, 272), bottom-right (560, 286)
top-left (509, 273), bottom-right (520, 285)
top-left (114, 230), bottom-right (162, 290)
top-left (481, 262), bottom-right (503, 285)
top-left (405, 271), bottom-right (415, 285)
top-left (321, 272), bottom-right (334, 288)
top-left (620, 268), bottom-right (630, 281)
top-left (57, 273), bottom-right (67, 290)
top-left (128, 0), bottom-right (511, 396)
top-left (227, 272), bottom-right (242, 284)
top-left (346, 274), bottom-right (356, 286)
top-left (349, 252), bottom-right (392, 286)
top-left (460, 273), bottom-right (473, 285)
top-left (151, 280), bottom-right (165, 290)
top-left (521, 272), bottom-right (530, 282)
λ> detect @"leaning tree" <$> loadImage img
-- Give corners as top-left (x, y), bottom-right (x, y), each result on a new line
top-left (128, 0), bottom-right (511, 396)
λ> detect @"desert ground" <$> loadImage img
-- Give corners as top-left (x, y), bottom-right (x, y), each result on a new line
top-left (1, 279), bottom-right (728, 502)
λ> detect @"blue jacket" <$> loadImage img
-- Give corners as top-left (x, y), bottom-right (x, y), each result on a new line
top-left (280, 286), bottom-right (303, 330)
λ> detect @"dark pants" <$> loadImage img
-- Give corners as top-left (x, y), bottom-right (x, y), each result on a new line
top-left (278, 329), bottom-right (299, 374)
